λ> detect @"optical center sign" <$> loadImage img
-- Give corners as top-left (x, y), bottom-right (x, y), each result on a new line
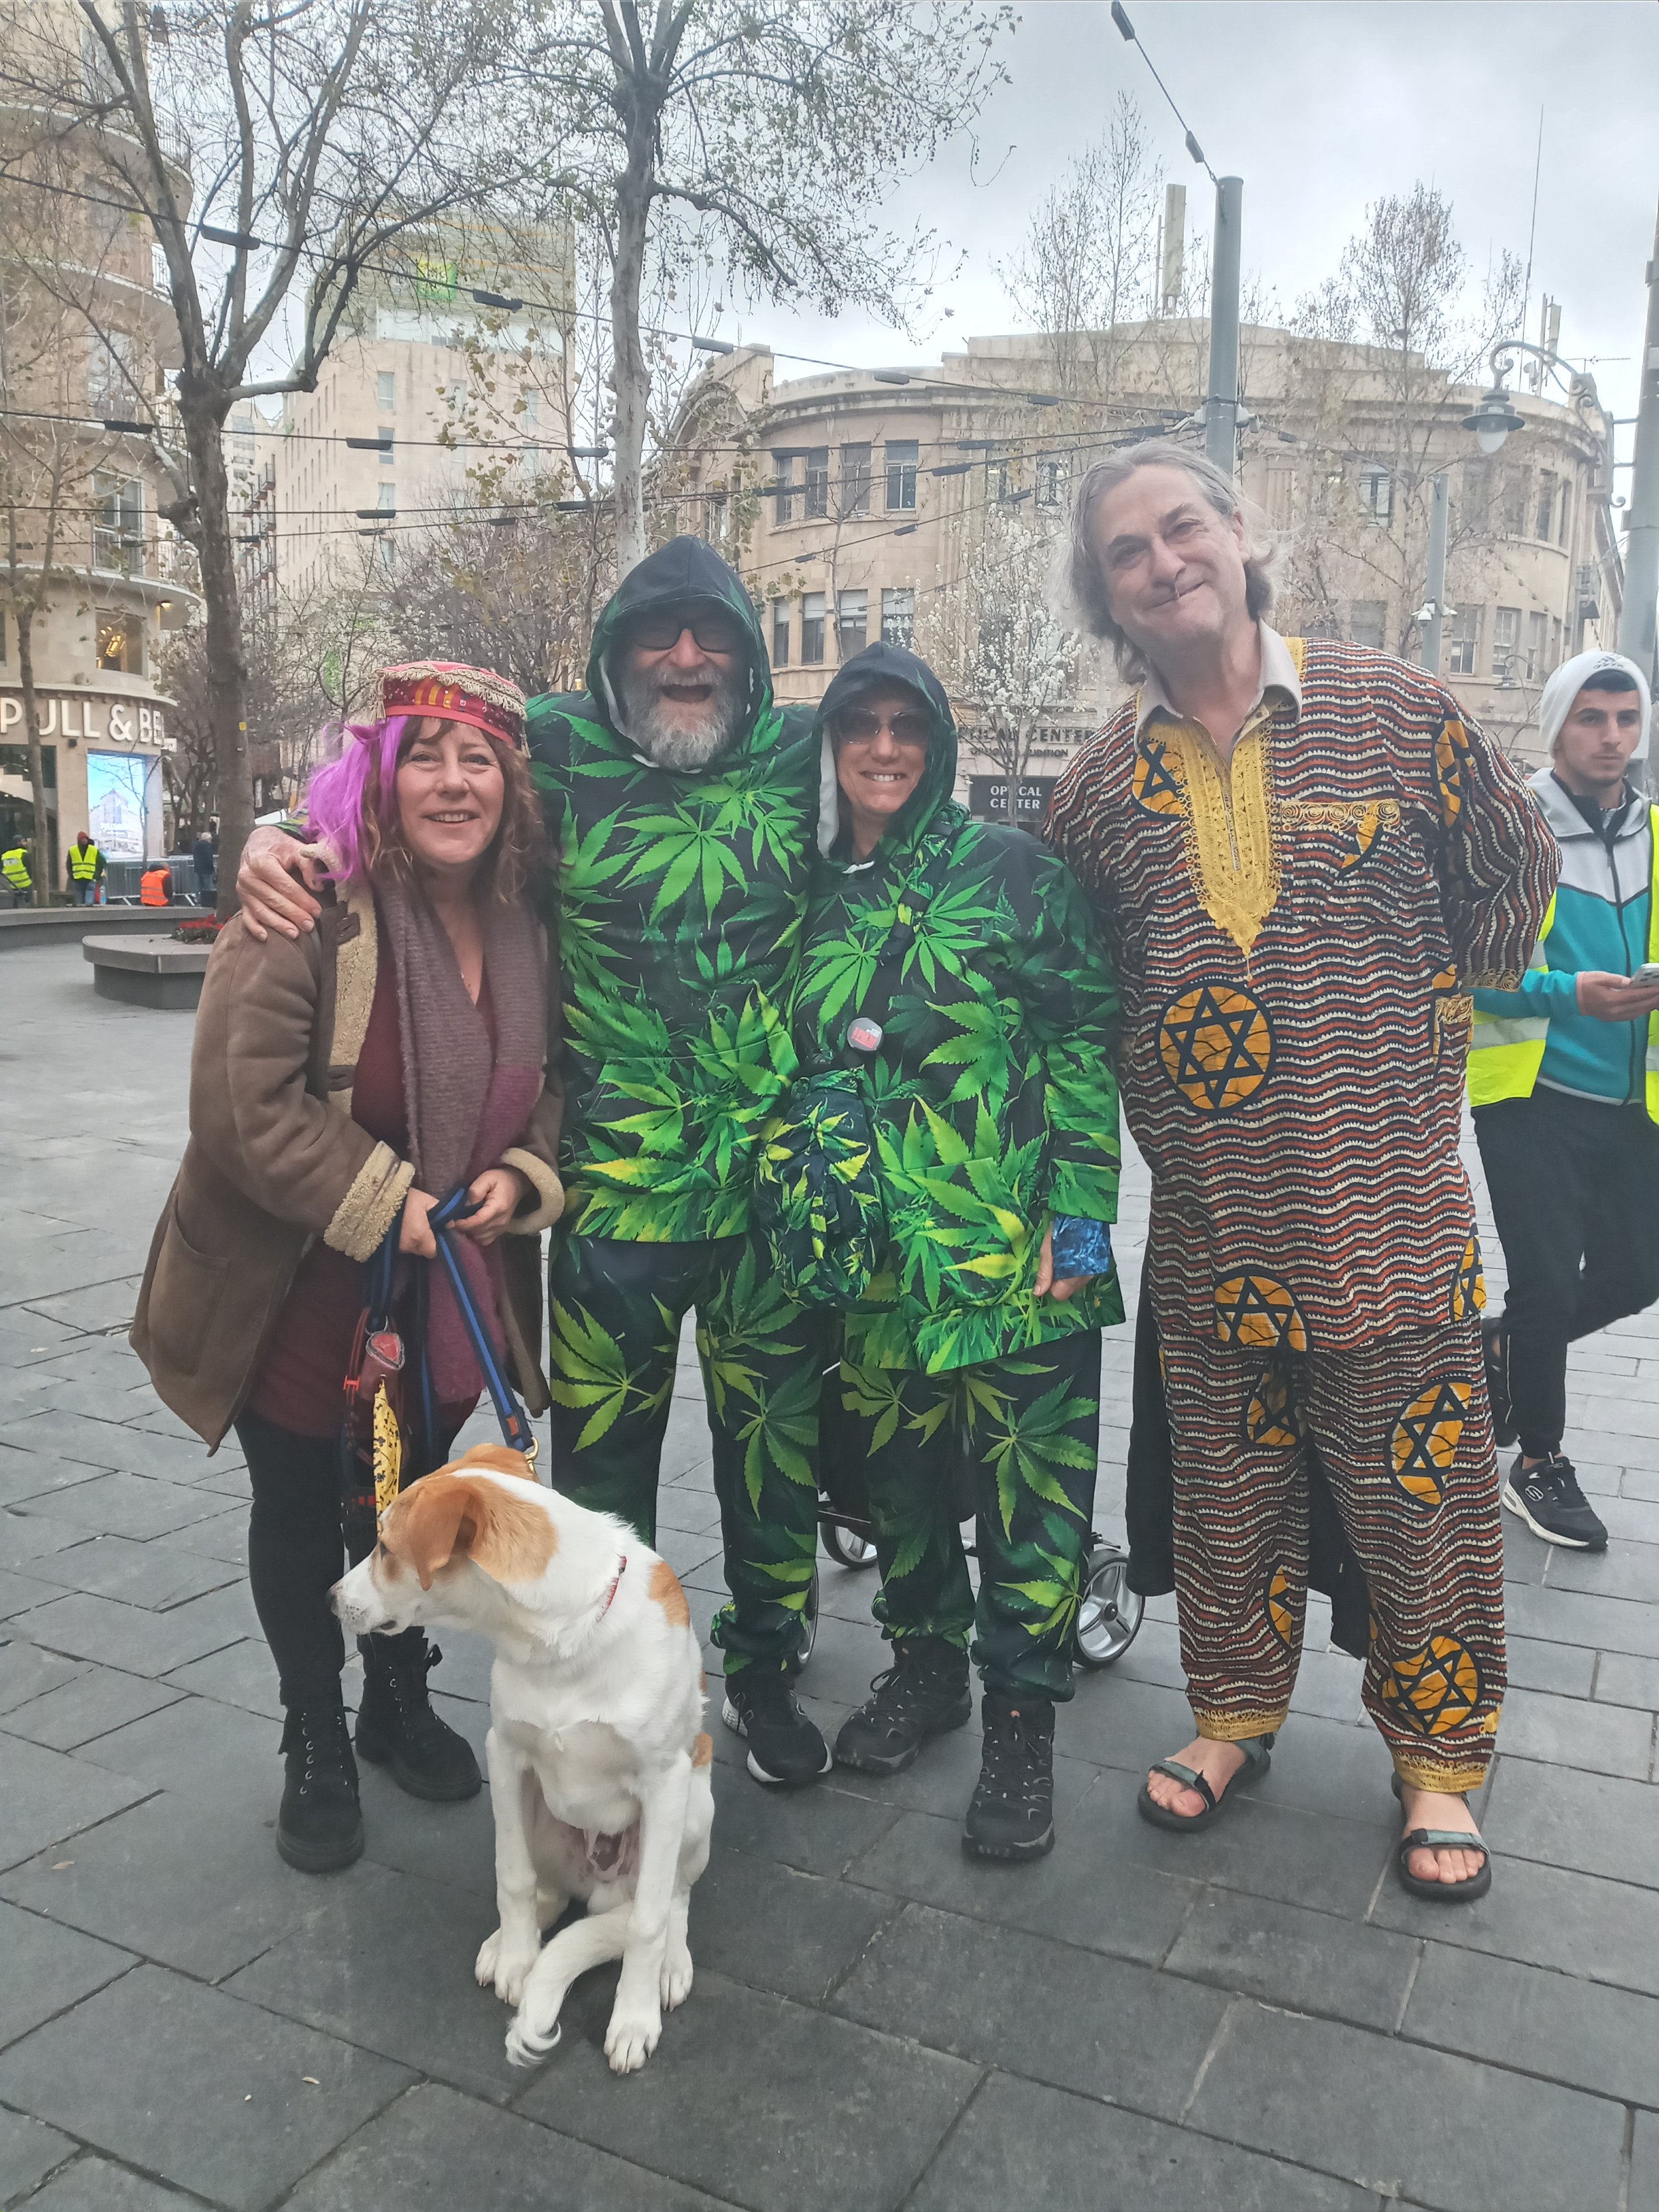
top-left (0, 692), bottom-right (177, 753)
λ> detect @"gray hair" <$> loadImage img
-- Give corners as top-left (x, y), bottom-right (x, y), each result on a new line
top-left (1059, 440), bottom-right (1276, 684)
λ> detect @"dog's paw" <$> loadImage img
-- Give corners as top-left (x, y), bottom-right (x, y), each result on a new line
top-left (604, 2000), bottom-right (662, 2075)
top-left (660, 1944), bottom-right (693, 2011)
top-left (504, 2009), bottom-right (563, 2070)
top-left (475, 1926), bottom-right (540, 2006)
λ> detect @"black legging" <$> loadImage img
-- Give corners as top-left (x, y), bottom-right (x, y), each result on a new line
top-left (235, 1408), bottom-right (451, 1709)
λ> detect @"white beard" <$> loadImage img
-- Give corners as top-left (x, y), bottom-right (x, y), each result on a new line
top-left (617, 664), bottom-right (743, 771)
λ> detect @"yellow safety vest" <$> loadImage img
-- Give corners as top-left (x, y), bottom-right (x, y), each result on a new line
top-left (68, 842), bottom-right (102, 880)
top-left (2, 847), bottom-right (31, 890)
top-left (1468, 814), bottom-right (1659, 1122)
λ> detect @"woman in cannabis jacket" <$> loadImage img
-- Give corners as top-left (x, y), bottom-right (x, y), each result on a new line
top-left (764, 640), bottom-right (1123, 1862)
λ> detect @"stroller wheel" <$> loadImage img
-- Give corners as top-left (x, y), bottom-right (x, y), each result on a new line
top-left (799, 1564), bottom-right (820, 1663)
top-left (1075, 1540), bottom-right (1143, 1669)
top-left (822, 1520), bottom-right (879, 1570)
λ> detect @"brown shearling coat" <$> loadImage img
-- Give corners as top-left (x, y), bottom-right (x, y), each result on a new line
top-left (131, 886), bottom-right (563, 1449)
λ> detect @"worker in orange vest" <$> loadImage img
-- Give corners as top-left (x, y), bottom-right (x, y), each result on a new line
top-left (140, 861), bottom-right (173, 907)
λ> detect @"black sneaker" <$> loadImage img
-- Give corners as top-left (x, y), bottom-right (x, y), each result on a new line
top-left (721, 1667), bottom-right (832, 1787)
top-left (1503, 1453), bottom-right (1608, 1551)
top-left (1482, 1318), bottom-right (1518, 1447)
top-left (356, 1635), bottom-right (482, 1801)
top-left (834, 1639), bottom-right (973, 1775)
top-left (277, 1694), bottom-right (364, 1873)
top-left (963, 1693), bottom-right (1056, 1862)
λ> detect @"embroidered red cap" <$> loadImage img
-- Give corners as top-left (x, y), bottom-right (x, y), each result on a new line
top-left (374, 661), bottom-right (528, 751)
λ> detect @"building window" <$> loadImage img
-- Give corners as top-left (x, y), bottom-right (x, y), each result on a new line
top-left (1493, 606), bottom-right (1520, 684)
top-left (770, 600), bottom-right (789, 668)
top-left (840, 445), bottom-right (872, 517)
top-left (1445, 605), bottom-right (1479, 678)
top-left (88, 329), bottom-right (137, 414)
top-left (836, 589), bottom-right (867, 658)
top-left (987, 458), bottom-right (1012, 503)
top-left (93, 473), bottom-right (143, 573)
top-left (1348, 600), bottom-right (1386, 651)
top-left (881, 587), bottom-right (914, 648)
top-left (1035, 457), bottom-right (1065, 510)
top-left (1524, 609), bottom-right (1547, 682)
top-left (1557, 480), bottom-right (1572, 548)
top-left (521, 389), bottom-right (540, 427)
top-left (801, 592), bottom-right (826, 665)
top-left (0, 607), bottom-right (7, 662)
top-left (772, 451), bottom-right (797, 524)
top-left (96, 613), bottom-right (142, 673)
top-left (378, 371), bottom-right (396, 412)
top-left (1534, 472), bottom-right (1556, 542)
top-left (1356, 467), bottom-right (1393, 527)
top-left (380, 439), bottom-right (395, 467)
top-left (804, 449), bottom-right (830, 520)
top-left (378, 482), bottom-right (396, 510)
top-left (1503, 470), bottom-right (1528, 537)
top-left (1265, 464), bottom-right (1295, 532)
top-left (1550, 617), bottom-right (1563, 672)
top-left (1461, 459), bottom-right (1496, 532)
top-left (885, 439), bottom-right (918, 512)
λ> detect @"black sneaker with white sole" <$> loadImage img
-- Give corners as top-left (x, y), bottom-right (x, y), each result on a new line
top-left (1482, 1317), bottom-right (1518, 1447)
top-left (722, 1667), bottom-right (832, 1787)
top-left (1503, 1453), bottom-right (1608, 1551)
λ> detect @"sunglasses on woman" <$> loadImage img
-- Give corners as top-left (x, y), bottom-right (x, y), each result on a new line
top-left (833, 707), bottom-right (931, 747)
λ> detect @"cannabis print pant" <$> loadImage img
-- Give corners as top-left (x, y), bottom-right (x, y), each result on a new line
top-left (545, 1229), bottom-right (828, 1678)
top-left (835, 1333), bottom-right (1102, 1702)
top-left (1157, 1317), bottom-right (1505, 1792)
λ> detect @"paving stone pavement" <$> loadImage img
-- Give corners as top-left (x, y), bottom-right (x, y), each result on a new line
top-left (3, 939), bottom-right (1658, 2210)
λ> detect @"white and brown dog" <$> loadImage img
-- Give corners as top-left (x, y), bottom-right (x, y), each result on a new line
top-left (332, 1444), bottom-right (714, 2073)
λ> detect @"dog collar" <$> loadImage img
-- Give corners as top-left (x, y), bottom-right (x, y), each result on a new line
top-left (597, 1556), bottom-right (625, 1618)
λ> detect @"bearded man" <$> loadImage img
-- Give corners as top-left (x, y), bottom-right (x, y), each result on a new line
top-left (1046, 445), bottom-right (1558, 1902)
top-left (238, 538), bottom-right (832, 1787)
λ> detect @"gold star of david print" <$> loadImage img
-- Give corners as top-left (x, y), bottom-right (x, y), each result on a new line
top-left (1450, 1237), bottom-right (1486, 1322)
top-left (1159, 984), bottom-right (1275, 1112)
top-left (1338, 802), bottom-right (1386, 871)
top-left (1264, 1564), bottom-right (1297, 1648)
top-left (1244, 1361), bottom-right (1301, 1449)
top-left (1380, 1633), bottom-right (1482, 1737)
top-left (1131, 730), bottom-right (1187, 817)
top-left (1388, 1378), bottom-right (1471, 1507)
top-left (1214, 1273), bottom-right (1308, 1353)
top-left (1437, 718), bottom-right (1471, 826)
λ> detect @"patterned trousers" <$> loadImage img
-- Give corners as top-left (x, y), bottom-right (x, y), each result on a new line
top-left (545, 1229), bottom-right (827, 1677)
top-left (835, 1333), bottom-right (1102, 1701)
top-left (1158, 1318), bottom-right (1505, 1791)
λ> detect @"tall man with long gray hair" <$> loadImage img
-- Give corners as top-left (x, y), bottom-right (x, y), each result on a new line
top-left (1046, 443), bottom-right (1557, 1902)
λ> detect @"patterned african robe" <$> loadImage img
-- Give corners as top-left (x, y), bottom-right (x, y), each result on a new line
top-left (1047, 630), bottom-right (1560, 1353)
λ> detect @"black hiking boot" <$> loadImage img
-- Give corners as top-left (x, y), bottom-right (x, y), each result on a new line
top-left (356, 1635), bottom-right (482, 1801)
top-left (963, 1692), bottom-right (1056, 1862)
top-left (277, 1693), bottom-right (364, 1873)
top-left (834, 1639), bottom-right (973, 1775)
top-left (721, 1666), bottom-right (832, 1787)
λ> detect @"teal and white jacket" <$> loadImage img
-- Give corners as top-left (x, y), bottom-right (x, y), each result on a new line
top-left (1470, 767), bottom-right (1656, 1106)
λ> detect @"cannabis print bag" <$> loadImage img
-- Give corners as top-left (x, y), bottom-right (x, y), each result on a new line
top-left (755, 1070), bottom-right (886, 1306)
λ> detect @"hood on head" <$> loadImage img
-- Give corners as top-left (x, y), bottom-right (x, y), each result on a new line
top-left (1537, 648), bottom-right (1652, 763)
top-left (811, 640), bottom-right (958, 859)
top-left (587, 535), bottom-right (771, 751)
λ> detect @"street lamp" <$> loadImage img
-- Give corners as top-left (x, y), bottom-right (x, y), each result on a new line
top-left (1460, 340), bottom-right (1608, 461)
top-left (1462, 385), bottom-right (1526, 455)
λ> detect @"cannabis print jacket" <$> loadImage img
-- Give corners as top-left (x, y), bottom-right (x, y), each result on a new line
top-left (781, 640), bottom-right (1125, 1374)
top-left (1047, 631), bottom-right (1560, 1353)
top-left (525, 538), bottom-right (820, 1244)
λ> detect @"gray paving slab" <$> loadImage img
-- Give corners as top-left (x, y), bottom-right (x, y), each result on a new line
top-left (10, 2158), bottom-right (202, 2212)
top-left (1480, 1755), bottom-right (1659, 1887)
top-left (18, 1584), bottom-right (255, 1678)
top-left (72, 1688), bottom-right (276, 1799)
top-left (0, 1735), bottom-right (152, 1874)
top-left (0, 1666), bottom-right (183, 1751)
top-left (23, 1533), bottom-right (241, 1610)
top-left (1372, 1852), bottom-right (1659, 1997)
top-left (0, 1512), bottom-right (87, 1574)
top-left (167, 1506), bottom-right (250, 1562)
top-left (1595, 1650), bottom-right (1659, 1708)
top-left (7, 1471), bottom-right (227, 1542)
top-left (161, 1637), bottom-right (281, 1721)
top-left (1187, 2000), bottom-right (1626, 2210)
top-left (705, 1761), bottom-right (900, 1880)
top-left (1404, 1939), bottom-right (1659, 2108)
top-left (0, 1637), bottom-right (86, 1716)
top-left (1495, 1686), bottom-right (1655, 1777)
top-left (354, 1762), bottom-right (499, 1901)
top-left (0, 1898), bottom-right (135, 2051)
top-left (0, 1964), bottom-right (413, 2212)
top-left (0, 2106), bottom-right (76, 2205)
top-left (831, 1899), bottom-right (1230, 2118)
top-left (1506, 1632), bottom-right (1598, 1697)
top-left (0, 1568), bottom-right (67, 1621)
top-left (0, 1450), bottom-right (103, 1510)
top-left (1164, 1885), bottom-right (1419, 2031)
top-left (684, 1845), bottom-right (900, 2006)
top-left (908, 2073), bottom-right (1380, 2212)
top-left (515, 1968), bottom-right (978, 2212)
top-left (0, 1410), bottom-right (195, 1483)
top-left (1632, 2110), bottom-right (1659, 2212)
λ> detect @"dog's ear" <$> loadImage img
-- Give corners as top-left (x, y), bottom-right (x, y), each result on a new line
top-left (383, 1474), bottom-right (477, 1590)
top-left (453, 1443), bottom-right (534, 1482)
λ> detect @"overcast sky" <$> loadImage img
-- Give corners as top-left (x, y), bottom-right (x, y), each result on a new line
top-left (745, 1), bottom-right (1658, 476)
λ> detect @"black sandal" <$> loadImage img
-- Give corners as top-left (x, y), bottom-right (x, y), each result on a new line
top-left (1392, 1773), bottom-right (1492, 1903)
top-left (1136, 1734), bottom-right (1272, 1833)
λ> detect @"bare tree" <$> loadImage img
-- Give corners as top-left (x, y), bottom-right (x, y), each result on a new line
top-left (522, 0), bottom-right (1015, 575)
top-left (0, 0), bottom-right (540, 905)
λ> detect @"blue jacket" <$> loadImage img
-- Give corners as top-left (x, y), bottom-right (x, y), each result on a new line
top-left (1471, 767), bottom-right (1654, 1105)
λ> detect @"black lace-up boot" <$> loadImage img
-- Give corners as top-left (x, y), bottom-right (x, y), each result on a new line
top-left (834, 1639), bottom-right (973, 1775)
top-left (277, 1692), bottom-right (364, 1872)
top-left (355, 1632), bottom-right (482, 1801)
top-left (963, 1692), bottom-right (1056, 1862)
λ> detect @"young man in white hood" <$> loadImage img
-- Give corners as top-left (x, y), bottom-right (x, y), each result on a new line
top-left (1469, 650), bottom-right (1657, 1551)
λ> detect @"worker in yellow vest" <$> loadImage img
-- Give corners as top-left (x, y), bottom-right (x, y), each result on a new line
top-left (141, 861), bottom-right (173, 907)
top-left (65, 831), bottom-right (106, 906)
top-left (2, 841), bottom-right (33, 908)
top-left (1469, 651), bottom-right (1658, 1554)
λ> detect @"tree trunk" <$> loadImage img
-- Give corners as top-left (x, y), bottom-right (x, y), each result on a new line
top-left (179, 395), bottom-right (252, 917)
top-left (609, 101), bottom-right (656, 577)
top-left (15, 605), bottom-right (52, 907)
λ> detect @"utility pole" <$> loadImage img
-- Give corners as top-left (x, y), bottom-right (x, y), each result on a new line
top-left (1421, 473), bottom-right (1449, 676)
top-left (1205, 175), bottom-right (1244, 479)
top-left (1620, 196), bottom-right (1659, 689)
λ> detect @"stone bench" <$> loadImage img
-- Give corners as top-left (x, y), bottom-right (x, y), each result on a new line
top-left (82, 931), bottom-right (211, 1009)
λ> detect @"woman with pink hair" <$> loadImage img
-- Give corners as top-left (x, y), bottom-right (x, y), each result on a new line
top-left (135, 664), bottom-right (563, 1873)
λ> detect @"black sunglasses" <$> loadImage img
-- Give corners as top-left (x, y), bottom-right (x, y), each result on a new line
top-left (833, 707), bottom-right (931, 747)
top-left (627, 615), bottom-right (745, 654)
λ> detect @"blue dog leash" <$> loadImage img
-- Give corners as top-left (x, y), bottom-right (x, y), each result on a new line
top-left (427, 1183), bottom-right (539, 1461)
